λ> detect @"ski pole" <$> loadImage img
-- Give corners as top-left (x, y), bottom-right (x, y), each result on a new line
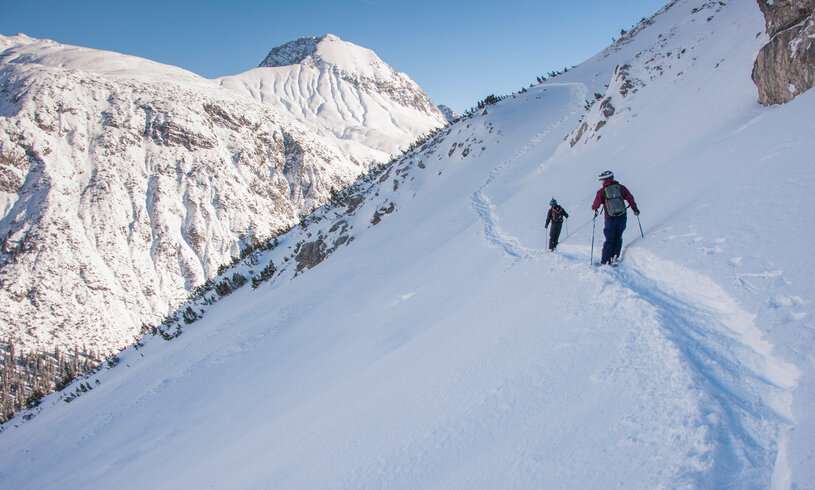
top-left (636, 214), bottom-right (644, 238)
top-left (565, 217), bottom-right (570, 239)
top-left (625, 204), bottom-right (645, 238)
top-left (590, 214), bottom-right (596, 265)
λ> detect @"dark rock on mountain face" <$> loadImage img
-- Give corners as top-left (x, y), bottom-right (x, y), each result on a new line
top-left (753, 0), bottom-right (815, 105)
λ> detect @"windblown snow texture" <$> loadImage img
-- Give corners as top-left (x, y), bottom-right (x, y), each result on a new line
top-left (220, 33), bottom-right (447, 166)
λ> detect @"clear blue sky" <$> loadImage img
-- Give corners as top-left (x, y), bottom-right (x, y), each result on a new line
top-left (1, 0), bottom-right (668, 113)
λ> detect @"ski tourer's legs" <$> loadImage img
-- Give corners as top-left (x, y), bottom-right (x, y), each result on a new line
top-left (602, 215), bottom-right (627, 264)
top-left (602, 219), bottom-right (615, 264)
top-left (611, 215), bottom-right (627, 259)
top-left (549, 222), bottom-right (563, 250)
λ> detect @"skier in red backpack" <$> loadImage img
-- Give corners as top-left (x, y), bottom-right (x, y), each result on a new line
top-left (591, 171), bottom-right (639, 265)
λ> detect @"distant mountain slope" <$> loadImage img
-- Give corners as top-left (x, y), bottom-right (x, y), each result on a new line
top-left (0, 33), bottom-right (441, 362)
top-left (437, 104), bottom-right (460, 123)
top-left (218, 34), bottom-right (447, 165)
top-left (2, 0), bottom-right (814, 488)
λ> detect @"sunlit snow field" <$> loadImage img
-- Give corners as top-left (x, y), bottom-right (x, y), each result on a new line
top-left (1, 1), bottom-right (814, 488)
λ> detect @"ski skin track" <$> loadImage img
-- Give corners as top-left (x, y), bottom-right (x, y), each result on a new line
top-left (471, 82), bottom-right (586, 262)
top-left (469, 83), bottom-right (798, 486)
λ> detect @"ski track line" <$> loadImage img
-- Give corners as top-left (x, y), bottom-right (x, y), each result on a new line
top-left (554, 245), bottom-right (799, 484)
top-left (471, 79), bottom-right (797, 482)
top-left (553, 245), bottom-right (798, 484)
top-left (471, 83), bottom-right (587, 261)
top-left (608, 250), bottom-right (799, 485)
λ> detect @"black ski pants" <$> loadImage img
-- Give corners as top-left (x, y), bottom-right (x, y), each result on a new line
top-left (548, 221), bottom-right (563, 250)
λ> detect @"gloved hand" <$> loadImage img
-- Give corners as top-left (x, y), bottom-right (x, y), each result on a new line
top-left (633, 209), bottom-right (640, 216)
top-left (545, 225), bottom-right (548, 229)
top-left (593, 209), bottom-right (599, 218)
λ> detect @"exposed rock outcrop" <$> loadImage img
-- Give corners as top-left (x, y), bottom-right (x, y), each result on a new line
top-left (568, 64), bottom-right (641, 148)
top-left (294, 238), bottom-right (328, 273)
top-left (752, 0), bottom-right (815, 105)
top-left (757, 0), bottom-right (815, 36)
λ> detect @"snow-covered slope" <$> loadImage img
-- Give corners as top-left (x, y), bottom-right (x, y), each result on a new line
top-left (2, 0), bottom-right (815, 487)
top-left (218, 34), bottom-right (447, 165)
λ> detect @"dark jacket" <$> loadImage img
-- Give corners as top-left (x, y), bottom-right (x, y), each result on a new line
top-left (592, 179), bottom-right (638, 217)
top-left (545, 204), bottom-right (569, 227)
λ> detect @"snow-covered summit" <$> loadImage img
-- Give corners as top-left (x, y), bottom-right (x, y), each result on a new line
top-left (220, 34), bottom-right (447, 165)
top-left (259, 35), bottom-right (324, 67)
top-left (259, 34), bottom-right (389, 80)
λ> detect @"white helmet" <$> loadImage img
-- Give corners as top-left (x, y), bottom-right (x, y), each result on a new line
top-left (598, 170), bottom-right (614, 180)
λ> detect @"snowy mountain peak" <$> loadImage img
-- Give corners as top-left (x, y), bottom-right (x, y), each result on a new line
top-left (0, 33), bottom-right (37, 49)
top-left (222, 34), bottom-right (447, 166)
top-left (259, 34), bottom-right (324, 67)
top-left (259, 33), bottom-right (388, 79)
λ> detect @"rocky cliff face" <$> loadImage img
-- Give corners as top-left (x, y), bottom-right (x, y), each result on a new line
top-left (0, 34), bottom-right (404, 357)
top-left (752, 0), bottom-right (815, 105)
top-left (757, 0), bottom-right (815, 35)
